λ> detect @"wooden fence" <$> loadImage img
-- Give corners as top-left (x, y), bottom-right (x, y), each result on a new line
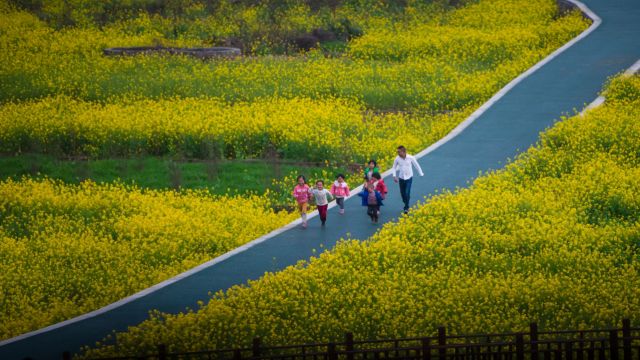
top-left (59, 319), bottom-right (640, 360)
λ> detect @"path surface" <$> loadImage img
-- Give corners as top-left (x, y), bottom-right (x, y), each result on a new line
top-left (2, 0), bottom-right (640, 359)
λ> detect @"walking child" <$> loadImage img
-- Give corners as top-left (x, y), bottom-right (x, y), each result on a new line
top-left (371, 172), bottom-right (388, 216)
top-left (363, 159), bottom-right (379, 183)
top-left (330, 174), bottom-right (350, 215)
top-left (310, 180), bottom-right (334, 226)
top-left (292, 175), bottom-right (311, 228)
top-left (358, 183), bottom-right (384, 223)
top-left (371, 172), bottom-right (388, 199)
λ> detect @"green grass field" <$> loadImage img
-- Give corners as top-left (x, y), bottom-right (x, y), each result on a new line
top-left (0, 154), bottom-right (337, 197)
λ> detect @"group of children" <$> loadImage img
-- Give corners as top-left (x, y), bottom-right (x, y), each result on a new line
top-left (291, 160), bottom-right (388, 228)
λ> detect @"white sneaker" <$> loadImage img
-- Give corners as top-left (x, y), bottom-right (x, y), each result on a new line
top-left (339, 209), bottom-right (344, 214)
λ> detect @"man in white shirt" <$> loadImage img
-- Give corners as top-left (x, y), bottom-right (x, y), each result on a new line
top-left (392, 145), bottom-right (424, 214)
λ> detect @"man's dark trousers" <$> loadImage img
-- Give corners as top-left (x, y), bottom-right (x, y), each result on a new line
top-left (399, 177), bottom-right (412, 211)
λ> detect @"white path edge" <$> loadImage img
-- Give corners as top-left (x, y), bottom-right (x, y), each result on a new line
top-left (0, 0), bottom-right (604, 348)
top-left (580, 58), bottom-right (640, 115)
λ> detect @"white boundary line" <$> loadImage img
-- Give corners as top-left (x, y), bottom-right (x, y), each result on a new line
top-left (581, 58), bottom-right (640, 115)
top-left (626, 59), bottom-right (640, 75)
top-left (581, 95), bottom-right (605, 113)
top-left (0, 0), bottom-right (603, 348)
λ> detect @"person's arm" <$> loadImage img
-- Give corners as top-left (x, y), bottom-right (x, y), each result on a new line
top-left (345, 185), bottom-right (350, 197)
top-left (411, 155), bottom-right (424, 176)
top-left (325, 189), bottom-right (334, 201)
top-left (392, 157), bottom-right (399, 182)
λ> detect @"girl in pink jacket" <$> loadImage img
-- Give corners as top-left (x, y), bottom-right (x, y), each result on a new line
top-left (292, 175), bottom-right (311, 228)
top-left (330, 174), bottom-right (350, 214)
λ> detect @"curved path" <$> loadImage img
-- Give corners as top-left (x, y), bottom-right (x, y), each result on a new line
top-left (2, 0), bottom-right (640, 358)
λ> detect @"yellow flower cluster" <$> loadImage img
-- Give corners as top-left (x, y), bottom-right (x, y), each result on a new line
top-left (0, 95), bottom-right (469, 164)
top-left (0, 178), bottom-right (297, 340)
top-left (81, 76), bottom-right (640, 357)
top-left (348, 0), bottom-right (584, 62)
top-left (0, 0), bottom-right (588, 112)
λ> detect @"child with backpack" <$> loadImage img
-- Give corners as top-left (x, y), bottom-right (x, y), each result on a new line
top-left (371, 172), bottom-right (388, 200)
top-left (358, 182), bottom-right (384, 223)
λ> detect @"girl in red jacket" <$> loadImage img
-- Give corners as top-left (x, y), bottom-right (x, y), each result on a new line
top-left (371, 172), bottom-right (388, 199)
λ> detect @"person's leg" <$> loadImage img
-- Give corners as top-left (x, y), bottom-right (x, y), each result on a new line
top-left (404, 177), bottom-right (413, 211)
top-left (399, 179), bottom-right (408, 210)
top-left (300, 202), bottom-right (308, 227)
top-left (337, 197), bottom-right (344, 213)
top-left (318, 205), bottom-right (328, 225)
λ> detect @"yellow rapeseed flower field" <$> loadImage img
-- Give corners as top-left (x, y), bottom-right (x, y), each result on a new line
top-left (80, 75), bottom-right (640, 357)
top-left (0, 0), bottom-right (588, 111)
top-left (0, 96), bottom-right (470, 164)
top-left (0, 179), bottom-right (296, 340)
top-left (0, 0), bottom-right (594, 344)
top-left (0, 0), bottom-right (589, 172)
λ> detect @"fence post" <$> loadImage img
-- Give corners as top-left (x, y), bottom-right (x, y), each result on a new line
top-left (62, 352), bottom-right (71, 360)
top-left (530, 323), bottom-right (539, 360)
top-left (438, 326), bottom-right (446, 359)
top-left (610, 329), bottom-right (619, 360)
top-left (328, 342), bottom-right (338, 360)
top-left (345, 332), bottom-right (354, 360)
top-left (566, 341), bottom-right (574, 360)
top-left (421, 337), bottom-right (432, 360)
top-left (253, 337), bottom-right (261, 358)
top-left (578, 331), bottom-right (585, 360)
top-left (516, 333), bottom-right (524, 360)
top-left (622, 319), bottom-right (631, 360)
top-left (157, 344), bottom-right (167, 360)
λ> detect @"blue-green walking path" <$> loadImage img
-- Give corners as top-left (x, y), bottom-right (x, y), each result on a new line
top-left (2, 0), bottom-right (639, 359)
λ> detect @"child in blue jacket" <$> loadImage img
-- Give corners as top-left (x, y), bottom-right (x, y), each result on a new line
top-left (358, 183), bottom-right (384, 223)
